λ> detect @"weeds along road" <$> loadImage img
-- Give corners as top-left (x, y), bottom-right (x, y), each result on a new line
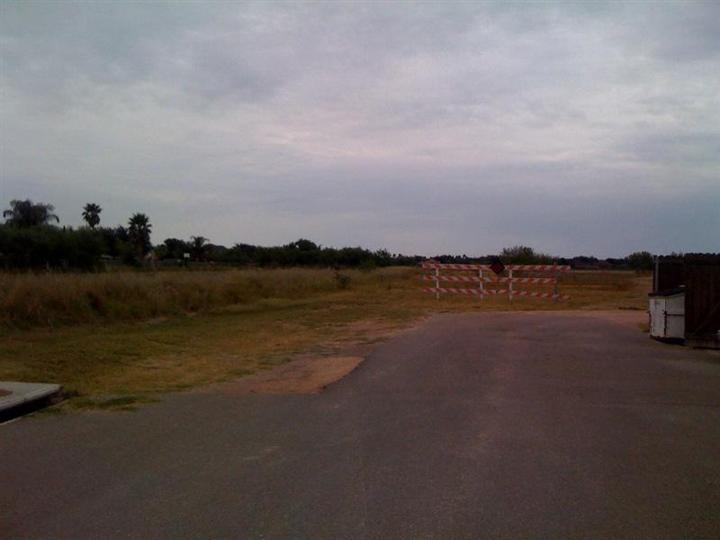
top-left (3, 312), bottom-right (720, 539)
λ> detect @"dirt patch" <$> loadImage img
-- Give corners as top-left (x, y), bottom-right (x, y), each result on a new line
top-left (201, 317), bottom-right (427, 396)
top-left (206, 355), bottom-right (364, 395)
top-left (0, 389), bottom-right (10, 397)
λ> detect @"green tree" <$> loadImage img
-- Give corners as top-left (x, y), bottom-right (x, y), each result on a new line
top-left (127, 213), bottom-right (152, 259)
top-left (373, 249), bottom-right (393, 267)
top-left (626, 251), bottom-right (654, 271)
top-left (81, 203), bottom-right (102, 229)
top-left (161, 238), bottom-right (191, 259)
top-left (288, 239), bottom-right (319, 251)
top-left (3, 199), bottom-right (59, 227)
top-left (0, 224), bottom-right (103, 270)
top-left (190, 236), bottom-right (209, 261)
top-left (500, 245), bottom-right (552, 264)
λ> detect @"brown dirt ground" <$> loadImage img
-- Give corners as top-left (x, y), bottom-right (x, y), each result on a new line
top-left (207, 355), bottom-right (365, 395)
top-left (199, 318), bottom-right (428, 396)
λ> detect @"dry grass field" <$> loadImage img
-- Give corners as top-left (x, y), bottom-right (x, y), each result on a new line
top-left (0, 267), bottom-right (651, 409)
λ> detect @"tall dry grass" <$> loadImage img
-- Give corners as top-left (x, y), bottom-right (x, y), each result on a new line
top-left (0, 267), bottom-right (649, 330)
top-left (0, 268), bottom-right (364, 329)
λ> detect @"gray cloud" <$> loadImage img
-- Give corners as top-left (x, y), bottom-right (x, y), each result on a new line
top-left (1, 0), bottom-right (718, 258)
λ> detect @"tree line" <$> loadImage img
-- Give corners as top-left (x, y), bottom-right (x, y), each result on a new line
top-left (432, 246), bottom-right (655, 271)
top-left (0, 199), bottom-right (655, 271)
top-left (1, 200), bottom-right (153, 270)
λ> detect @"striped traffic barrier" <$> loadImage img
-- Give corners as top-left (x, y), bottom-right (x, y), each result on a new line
top-left (421, 275), bottom-right (556, 284)
top-left (422, 287), bottom-right (481, 295)
top-left (512, 291), bottom-right (570, 300)
top-left (421, 260), bottom-right (571, 301)
top-left (483, 289), bottom-right (509, 295)
top-left (421, 262), bottom-right (571, 272)
top-left (507, 264), bottom-right (571, 272)
top-left (421, 263), bottom-right (489, 270)
top-left (422, 275), bottom-right (483, 282)
top-left (422, 288), bottom-right (509, 296)
top-left (493, 277), bottom-right (556, 284)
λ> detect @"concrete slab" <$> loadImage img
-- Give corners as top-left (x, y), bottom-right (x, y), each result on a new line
top-left (0, 381), bottom-right (63, 422)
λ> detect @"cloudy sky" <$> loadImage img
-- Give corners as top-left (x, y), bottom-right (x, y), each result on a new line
top-left (1, 1), bottom-right (718, 257)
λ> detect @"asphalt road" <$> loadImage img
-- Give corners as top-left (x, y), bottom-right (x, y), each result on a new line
top-left (2, 312), bottom-right (720, 539)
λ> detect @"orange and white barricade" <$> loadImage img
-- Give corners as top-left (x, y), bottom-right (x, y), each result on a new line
top-left (421, 262), bottom-right (571, 301)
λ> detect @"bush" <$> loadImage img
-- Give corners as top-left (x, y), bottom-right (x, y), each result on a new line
top-left (500, 245), bottom-right (553, 264)
top-left (0, 225), bottom-right (104, 271)
top-left (334, 271), bottom-right (352, 289)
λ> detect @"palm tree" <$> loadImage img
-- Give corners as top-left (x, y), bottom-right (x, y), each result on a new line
top-left (190, 236), bottom-right (209, 261)
top-left (127, 213), bottom-right (152, 257)
top-left (81, 203), bottom-right (102, 229)
top-left (3, 199), bottom-right (60, 227)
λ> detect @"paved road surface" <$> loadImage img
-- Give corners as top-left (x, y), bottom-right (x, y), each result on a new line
top-left (2, 312), bottom-right (720, 539)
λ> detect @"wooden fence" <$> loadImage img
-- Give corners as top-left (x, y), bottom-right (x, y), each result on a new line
top-left (421, 262), bottom-right (571, 301)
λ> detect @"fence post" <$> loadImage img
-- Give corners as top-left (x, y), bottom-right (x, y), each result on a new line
top-left (478, 267), bottom-right (483, 300)
top-left (509, 268), bottom-right (513, 303)
top-left (434, 267), bottom-right (440, 300)
top-left (553, 262), bottom-right (559, 302)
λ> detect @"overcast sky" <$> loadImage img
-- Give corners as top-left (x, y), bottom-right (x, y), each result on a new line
top-left (1, 1), bottom-right (718, 257)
